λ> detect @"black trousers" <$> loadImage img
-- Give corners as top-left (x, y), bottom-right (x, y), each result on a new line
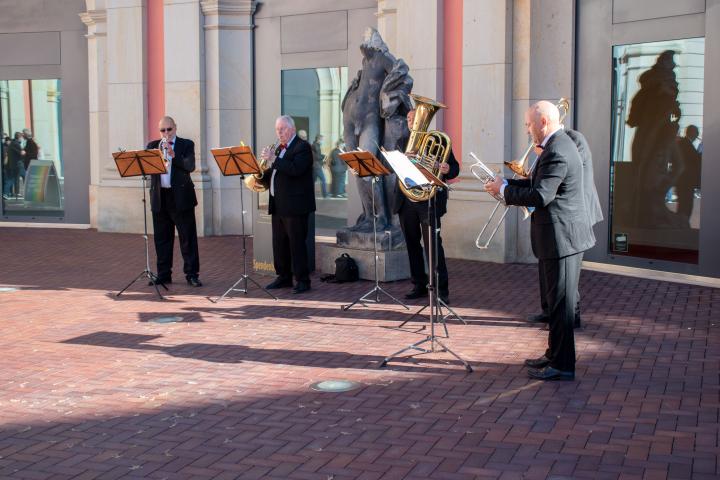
top-left (539, 253), bottom-right (583, 319)
top-left (272, 213), bottom-right (310, 284)
top-left (541, 252), bottom-right (582, 372)
top-left (398, 200), bottom-right (449, 295)
top-left (152, 188), bottom-right (200, 280)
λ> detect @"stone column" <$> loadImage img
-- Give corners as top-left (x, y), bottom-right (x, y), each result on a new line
top-left (163, 0), bottom-right (211, 235)
top-left (85, 0), bottom-right (149, 233)
top-left (201, 0), bottom-right (256, 235)
top-left (510, 0), bottom-right (574, 263)
top-left (80, 0), bottom-right (107, 228)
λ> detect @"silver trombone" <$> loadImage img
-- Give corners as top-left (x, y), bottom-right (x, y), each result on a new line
top-left (471, 98), bottom-right (570, 249)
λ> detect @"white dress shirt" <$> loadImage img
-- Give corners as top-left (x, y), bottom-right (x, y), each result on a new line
top-left (160, 136), bottom-right (176, 189)
top-left (270, 134), bottom-right (296, 197)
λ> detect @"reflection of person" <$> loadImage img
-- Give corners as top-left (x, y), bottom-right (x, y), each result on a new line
top-left (675, 125), bottom-right (701, 224)
top-left (328, 139), bottom-right (347, 197)
top-left (627, 50), bottom-right (682, 227)
top-left (260, 115), bottom-right (315, 294)
top-left (2, 135), bottom-right (15, 197)
top-left (8, 132), bottom-right (25, 195)
top-left (297, 129), bottom-right (308, 141)
top-left (147, 116), bottom-right (202, 287)
top-left (392, 109), bottom-right (459, 304)
top-left (22, 129), bottom-right (38, 169)
top-left (527, 128), bottom-right (603, 330)
top-left (311, 134), bottom-right (328, 198)
top-left (485, 101), bottom-right (595, 381)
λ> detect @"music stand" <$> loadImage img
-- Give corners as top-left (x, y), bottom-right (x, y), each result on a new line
top-left (339, 150), bottom-right (408, 311)
top-left (113, 148), bottom-right (168, 299)
top-left (379, 151), bottom-right (472, 372)
top-left (208, 145), bottom-right (277, 303)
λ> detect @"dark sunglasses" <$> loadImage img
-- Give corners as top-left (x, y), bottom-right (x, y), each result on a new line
top-left (160, 127), bottom-right (174, 133)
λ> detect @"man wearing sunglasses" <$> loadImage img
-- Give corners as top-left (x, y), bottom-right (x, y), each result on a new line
top-left (146, 116), bottom-right (202, 287)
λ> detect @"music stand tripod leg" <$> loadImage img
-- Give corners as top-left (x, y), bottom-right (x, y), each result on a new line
top-left (211, 174), bottom-right (278, 303)
top-left (380, 196), bottom-right (472, 372)
top-left (342, 176), bottom-right (408, 311)
top-left (116, 175), bottom-right (166, 299)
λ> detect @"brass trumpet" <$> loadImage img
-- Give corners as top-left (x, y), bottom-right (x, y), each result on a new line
top-left (474, 98), bottom-right (570, 250)
top-left (244, 141), bottom-right (278, 193)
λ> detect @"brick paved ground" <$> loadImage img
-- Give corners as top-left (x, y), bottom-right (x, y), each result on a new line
top-left (0, 227), bottom-right (718, 480)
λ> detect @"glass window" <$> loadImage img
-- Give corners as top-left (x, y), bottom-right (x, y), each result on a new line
top-left (610, 38), bottom-right (704, 263)
top-left (1, 79), bottom-right (64, 216)
top-left (274, 67), bottom-right (349, 236)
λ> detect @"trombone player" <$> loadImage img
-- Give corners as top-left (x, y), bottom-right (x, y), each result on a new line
top-left (484, 101), bottom-right (595, 381)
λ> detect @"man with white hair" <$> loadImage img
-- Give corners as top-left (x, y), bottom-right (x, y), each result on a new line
top-left (260, 115), bottom-right (315, 294)
top-left (485, 101), bottom-right (595, 380)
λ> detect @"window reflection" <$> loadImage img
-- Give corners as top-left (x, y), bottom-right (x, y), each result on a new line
top-left (1, 79), bottom-right (63, 216)
top-left (275, 67), bottom-right (348, 235)
top-left (610, 39), bottom-right (703, 263)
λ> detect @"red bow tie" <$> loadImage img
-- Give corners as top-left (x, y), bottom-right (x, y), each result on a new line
top-left (279, 143), bottom-right (287, 150)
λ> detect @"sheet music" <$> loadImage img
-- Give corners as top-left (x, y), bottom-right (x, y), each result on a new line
top-left (382, 150), bottom-right (431, 189)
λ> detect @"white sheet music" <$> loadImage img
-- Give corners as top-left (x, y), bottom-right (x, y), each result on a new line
top-left (382, 150), bottom-right (430, 189)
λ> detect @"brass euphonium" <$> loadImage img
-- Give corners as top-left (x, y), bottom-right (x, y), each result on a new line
top-left (400, 94), bottom-right (452, 202)
top-left (244, 141), bottom-right (278, 193)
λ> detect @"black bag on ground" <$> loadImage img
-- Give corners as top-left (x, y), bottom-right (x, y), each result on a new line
top-left (320, 253), bottom-right (359, 283)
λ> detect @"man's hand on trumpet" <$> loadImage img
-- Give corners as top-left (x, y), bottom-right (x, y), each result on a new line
top-left (484, 175), bottom-right (505, 198)
top-left (260, 144), bottom-right (276, 165)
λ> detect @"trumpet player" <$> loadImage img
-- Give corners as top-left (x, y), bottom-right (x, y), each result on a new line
top-left (485, 101), bottom-right (595, 381)
top-left (147, 116), bottom-right (201, 287)
top-left (260, 115), bottom-right (315, 294)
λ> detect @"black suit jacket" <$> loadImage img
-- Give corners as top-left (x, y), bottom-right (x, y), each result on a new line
top-left (146, 137), bottom-right (197, 212)
top-left (566, 129), bottom-right (603, 226)
top-left (391, 148), bottom-right (460, 216)
top-left (268, 136), bottom-right (316, 216)
top-left (504, 129), bottom-right (595, 260)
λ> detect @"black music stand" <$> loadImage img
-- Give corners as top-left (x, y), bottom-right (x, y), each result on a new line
top-left (379, 151), bottom-right (472, 372)
top-left (113, 148), bottom-right (168, 299)
top-left (208, 145), bottom-right (277, 303)
top-left (339, 150), bottom-right (408, 311)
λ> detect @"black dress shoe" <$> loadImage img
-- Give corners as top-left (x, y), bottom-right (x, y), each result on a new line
top-left (292, 281), bottom-right (310, 294)
top-left (524, 355), bottom-right (551, 368)
top-left (527, 312), bottom-right (549, 323)
top-left (187, 276), bottom-right (203, 287)
top-left (149, 277), bottom-right (171, 286)
top-left (528, 366), bottom-right (574, 381)
top-left (405, 287), bottom-right (428, 300)
top-left (266, 278), bottom-right (293, 289)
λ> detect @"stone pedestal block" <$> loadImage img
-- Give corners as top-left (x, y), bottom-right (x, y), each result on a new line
top-left (317, 243), bottom-right (410, 282)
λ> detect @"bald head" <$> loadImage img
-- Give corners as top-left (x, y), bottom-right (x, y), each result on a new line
top-left (525, 101), bottom-right (561, 145)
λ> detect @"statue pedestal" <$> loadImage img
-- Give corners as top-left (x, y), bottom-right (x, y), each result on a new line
top-left (317, 227), bottom-right (409, 282)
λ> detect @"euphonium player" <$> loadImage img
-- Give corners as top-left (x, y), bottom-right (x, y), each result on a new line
top-left (391, 109), bottom-right (460, 304)
top-left (260, 115), bottom-right (315, 294)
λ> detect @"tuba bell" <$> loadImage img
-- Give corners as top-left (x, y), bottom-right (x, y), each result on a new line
top-left (400, 94), bottom-right (451, 202)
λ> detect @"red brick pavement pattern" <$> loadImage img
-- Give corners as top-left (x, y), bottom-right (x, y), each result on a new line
top-left (0, 228), bottom-right (718, 480)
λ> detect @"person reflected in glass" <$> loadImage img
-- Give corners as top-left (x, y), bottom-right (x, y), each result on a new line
top-left (22, 129), bottom-right (39, 167)
top-left (311, 134), bottom-right (328, 198)
top-left (328, 139), bottom-right (347, 198)
top-left (626, 50), bottom-right (683, 228)
top-left (2, 134), bottom-right (15, 198)
top-left (675, 124), bottom-right (701, 226)
top-left (8, 132), bottom-right (25, 198)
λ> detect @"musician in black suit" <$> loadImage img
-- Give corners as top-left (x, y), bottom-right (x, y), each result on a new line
top-left (486, 101), bottom-right (595, 380)
top-left (147, 116), bottom-right (201, 287)
top-left (260, 115), bottom-right (315, 294)
top-left (527, 128), bottom-right (603, 329)
top-left (392, 109), bottom-right (460, 305)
